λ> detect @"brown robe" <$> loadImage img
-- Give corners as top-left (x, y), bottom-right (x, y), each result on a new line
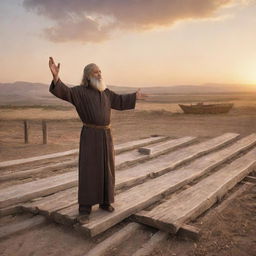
top-left (49, 78), bottom-right (136, 205)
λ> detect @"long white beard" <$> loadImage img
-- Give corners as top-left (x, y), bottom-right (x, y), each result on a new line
top-left (89, 76), bottom-right (107, 91)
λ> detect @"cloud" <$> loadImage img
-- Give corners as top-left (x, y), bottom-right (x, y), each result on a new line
top-left (23, 0), bottom-right (238, 43)
top-left (43, 17), bottom-right (111, 43)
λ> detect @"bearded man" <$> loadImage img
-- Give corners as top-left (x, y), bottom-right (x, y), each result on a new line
top-left (48, 57), bottom-right (146, 223)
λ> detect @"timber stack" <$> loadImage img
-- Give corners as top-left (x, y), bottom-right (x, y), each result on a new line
top-left (0, 133), bottom-right (256, 255)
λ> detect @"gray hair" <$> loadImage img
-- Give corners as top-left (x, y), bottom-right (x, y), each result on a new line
top-left (80, 63), bottom-right (98, 86)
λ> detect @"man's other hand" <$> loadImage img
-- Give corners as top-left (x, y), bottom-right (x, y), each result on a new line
top-left (136, 88), bottom-right (148, 100)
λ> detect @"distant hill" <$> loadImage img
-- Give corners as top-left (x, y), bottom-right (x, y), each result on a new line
top-left (0, 81), bottom-right (255, 106)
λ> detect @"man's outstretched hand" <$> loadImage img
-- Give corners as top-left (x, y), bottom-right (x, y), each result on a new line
top-left (136, 88), bottom-right (148, 100)
top-left (49, 57), bottom-right (60, 82)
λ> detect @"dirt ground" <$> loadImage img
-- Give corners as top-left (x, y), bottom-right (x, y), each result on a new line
top-left (0, 93), bottom-right (256, 255)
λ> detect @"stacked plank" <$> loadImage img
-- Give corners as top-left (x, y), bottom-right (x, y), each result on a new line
top-left (1, 135), bottom-right (197, 209)
top-left (134, 146), bottom-right (256, 233)
top-left (1, 133), bottom-right (255, 240)
top-left (18, 133), bottom-right (236, 218)
top-left (0, 136), bottom-right (167, 181)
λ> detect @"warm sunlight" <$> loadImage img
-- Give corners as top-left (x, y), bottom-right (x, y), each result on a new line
top-left (240, 65), bottom-right (256, 85)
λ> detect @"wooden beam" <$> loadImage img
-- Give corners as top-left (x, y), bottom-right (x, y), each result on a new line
top-left (131, 231), bottom-right (168, 256)
top-left (19, 133), bottom-right (246, 219)
top-left (0, 160), bottom-right (77, 182)
top-left (177, 224), bottom-right (200, 241)
top-left (50, 135), bottom-right (256, 237)
top-left (0, 136), bottom-right (166, 169)
top-left (244, 175), bottom-right (256, 183)
top-left (138, 136), bottom-right (196, 155)
top-left (115, 136), bottom-right (197, 170)
top-left (134, 146), bottom-right (256, 234)
top-left (0, 172), bottom-right (78, 208)
top-left (5, 133), bottom-right (254, 215)
top-left (81, 223), bottom-right (141, 256)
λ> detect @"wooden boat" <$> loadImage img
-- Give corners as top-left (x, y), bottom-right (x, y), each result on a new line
top-left (179, 102), bottom-right (234, 114)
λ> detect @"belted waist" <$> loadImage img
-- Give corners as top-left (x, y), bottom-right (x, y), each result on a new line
top-left (83, 123), bottom-right (111, 129)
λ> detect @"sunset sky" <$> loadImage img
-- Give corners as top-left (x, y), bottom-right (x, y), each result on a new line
top-left (0, 0), bottom-right (256, 87)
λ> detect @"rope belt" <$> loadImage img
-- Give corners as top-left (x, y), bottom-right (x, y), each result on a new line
top-left (83, 123), bottom-right (111, 130)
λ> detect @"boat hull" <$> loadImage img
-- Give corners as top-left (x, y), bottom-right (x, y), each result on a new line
top-left (179, 103), bottom-right (234, 114)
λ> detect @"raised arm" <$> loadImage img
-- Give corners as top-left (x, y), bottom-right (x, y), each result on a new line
top-left (49, 56), bottom-right (60, 85)
top-left (48, 56), bottom-right (77, 105)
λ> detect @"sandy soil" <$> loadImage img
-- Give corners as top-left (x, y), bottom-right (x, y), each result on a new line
top-left (0, 93), bottom-right (256, 255)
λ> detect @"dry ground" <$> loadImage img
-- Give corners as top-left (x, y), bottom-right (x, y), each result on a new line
top-left (0, 93), bottom-right (256, 255)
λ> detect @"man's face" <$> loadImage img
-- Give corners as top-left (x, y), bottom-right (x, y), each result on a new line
top-left (88, 65), bottom-right (106, 91)
top-left (91, 66), bottom-right (102, 80)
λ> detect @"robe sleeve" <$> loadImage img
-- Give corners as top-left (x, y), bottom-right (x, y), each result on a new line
top-left (49, 78), bottom-right (76, 105)
top-left (108, 89), bottom-right (137, 110)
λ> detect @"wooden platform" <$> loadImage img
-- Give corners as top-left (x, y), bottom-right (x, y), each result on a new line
top-left (1, 133), bottom-right (256, 240)
top-left (19, 133), bottom-right (238, 216)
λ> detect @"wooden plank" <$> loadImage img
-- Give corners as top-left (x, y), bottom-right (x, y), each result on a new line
top-left (20, 187), bottom-right (78, 216)
top-left (131, 231), bottom-right (168, 256)
top-left (114, 136), bottom-right (166, 154)
top-left (115, 132), bottom-right (241, 189)
top-left (21, 133), bottom-right (240, 216)
top-left (53, 134), bottom-right (256, 237)
top-left (244, 175), bottom-right (256, 183)
top-left (138, 137), bottom-right (196, 155)
top-left (0, 205), bottom-right (23, 217)
top-left (177, 225), bottom-right (201, 241)
top-left (0, 136), bottom-right (167, 181)
top-left (0, 136), bottom-right (166, 169)
top-left (115, 136), bottom-right (196, 169)
top-left (0, 159), bottom-right (77, 182)
top-left (198, 182), bottom-right (254, 220)
top-left (0, 172), bottom-right (78, 208)
top-left (0, 136), bottom-right (190, 208)
top-left (4, 132), bottom-right (250, 216)
top-left (0, 215), bottom-right (46, 239)
top-left (0, 150), bottom-right (79, 169)
top-left (83, 223), bottom-right (141, 256)
top-left (133, 147), bottom-right (256, 234)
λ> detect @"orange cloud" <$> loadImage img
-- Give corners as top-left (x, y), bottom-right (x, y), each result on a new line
top-left (23, 0), bottom-right (235, 43)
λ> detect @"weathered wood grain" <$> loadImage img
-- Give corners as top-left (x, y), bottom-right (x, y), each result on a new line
top-left (0, 136), bottom-right (192, 208)
top-left (21, 133), bottom-right (241, 218)
top-left (244, 175), bottom-right (256, 183)
top-left (20, 187), bottom-right (78, 216)
top-left (0, 150), bottom-right (79, 169)
top-left (0, 136), bottom-right (166, 169)
top-left (0, 172), bottom-right (78, 208)
top-left (134, 147), bottom-right (256, 234)
top-left (49, 134), bottom-right (255, 237)
top-left (138, 136), bottom-right (196, 155)
top-left (82, 222), bottom-right (141, 256)
top-left (131, 231), bottom-right (168, 256)
top-left (0, 160), bottom-right (77, 182)
top-left (115, 136), bottom-right (196, 169)
top-left (114, 136), bottom-right (166, 154)
top-left (116, 132), bottom-right (241, 189)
